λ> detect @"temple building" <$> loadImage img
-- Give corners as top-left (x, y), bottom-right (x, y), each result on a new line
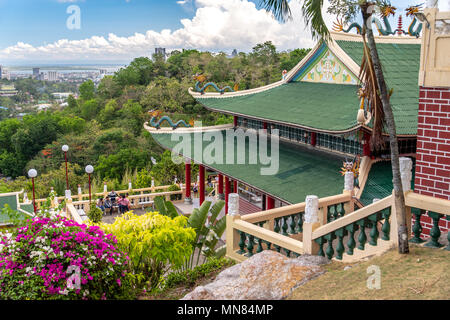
top-left (147, 8), bottom-right (450, 239)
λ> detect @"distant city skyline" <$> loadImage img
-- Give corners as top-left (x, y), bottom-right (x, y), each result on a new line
top-left (1, 0), bottom-right (449, 63)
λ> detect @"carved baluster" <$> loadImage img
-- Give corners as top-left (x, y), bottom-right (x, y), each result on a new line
top-left (292, 252), bottom-right (300, 258)
top-left (274, 244), bottom-right (281, 253)
top-left (337, 203), bottom-right (345, 218)
top-left (368, 212), bottom-right (381, 246)
top-left (324, 232), bottom-right (336, 259)
top-left (289, 214), bottom-right (297, 234)
top-left (332, 204), bottom-right (339, 220)
top-left (345, 223), bottom-right (358, 255)
top-left (246, 234), bottom-right (255, 257)
top-left (238, 231), bottom-right (246, 254)
top-left (425, 212), bottom-right (444, 248)
top-left (284, 248), bottom-right (291, 258)
top-left (335, 228), bottom-right (347, 260)
top-left (314, 237), bottom-right (326, 257)
top-left (297, 212), bottom-right (304, 233)
top-left (264, 240), bottom-right (272, 250)
top-left (409, 209), bottom-right (425, 243)
top-left (357, 219), bottom-right (367, 250)
top-left (281, 217), bottom-right (289, 236)
top-left (256, 237), bottom-right (263, 253)
top-left (274, 218), bottom-right (281, 233)
top-left (381, 207), bottom-right (391, 241)
top-left (327, 205), bottom-right (335, 222)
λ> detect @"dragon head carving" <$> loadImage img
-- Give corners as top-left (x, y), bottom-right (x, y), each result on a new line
top-left (332, 18), bottom-right (344, 32)
top-left (405, 4), bottom-right (422, 17)
top-left (379, 2), bottom-right (397, 18)
top-left (193, 73), bottom-right (207, 83)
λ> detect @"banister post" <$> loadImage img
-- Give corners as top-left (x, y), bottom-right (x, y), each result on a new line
top-left (303, 195), bottom-right (320, 255)
top-left (343, 171), bottom-right (355, 214)
top-left (226, 193), bottom-right (241, 258)
top-left (399, 157), bottom-right (413, 236)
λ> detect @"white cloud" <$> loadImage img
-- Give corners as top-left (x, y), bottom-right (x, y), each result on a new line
top-left (1, 0), bottom-right (332, 62)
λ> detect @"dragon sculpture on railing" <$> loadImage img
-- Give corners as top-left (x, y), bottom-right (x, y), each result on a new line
top-left (332, 3), bottom-right (423, 37)
top-left (193, 73), bottom-right (236, 94)
top-left (148, 110), bottom-right (193, 130)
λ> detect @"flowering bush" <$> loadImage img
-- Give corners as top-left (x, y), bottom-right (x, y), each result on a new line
top-left (0, 215), bottom-right (135, 300)
top-left (100, 211), bottom-right (196, 289)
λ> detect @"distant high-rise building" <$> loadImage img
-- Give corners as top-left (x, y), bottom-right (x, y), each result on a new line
top-left (0, 65), bottom-right (2, 79)
top-left (47, 71), bottom-right (58, 82)
top-left (155, 47), bottom-right (166, 56)
top-left (33, 68), bottom-right (40, 79)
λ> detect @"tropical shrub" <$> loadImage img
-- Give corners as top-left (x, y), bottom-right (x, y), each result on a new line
top-left (0, 215), bottom-right (134, 300)
top-left (168, 184), bottom-right (181, 201)
top-left (153, 196), bottom-right (179, 218)
top-left (99, 211), bottom-right (195, 289)
top-left (87, 204), bottom-right (103, 223)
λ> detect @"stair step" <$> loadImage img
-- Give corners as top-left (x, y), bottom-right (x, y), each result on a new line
top-left (334, 239), bottom-right (394, 263)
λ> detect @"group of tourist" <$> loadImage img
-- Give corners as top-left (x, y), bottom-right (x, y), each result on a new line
top-left (96, 189), bottom-right (131, 215)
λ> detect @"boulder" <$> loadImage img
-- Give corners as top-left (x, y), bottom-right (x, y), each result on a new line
top-left (181, 250), bottom-right (328, 300)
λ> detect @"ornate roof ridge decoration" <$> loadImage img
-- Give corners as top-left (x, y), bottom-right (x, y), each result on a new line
top-left (330, 31), bottom-right (421, 44)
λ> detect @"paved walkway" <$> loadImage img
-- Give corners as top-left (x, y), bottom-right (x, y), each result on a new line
top-left (101, 208), bottom-right (148, 224)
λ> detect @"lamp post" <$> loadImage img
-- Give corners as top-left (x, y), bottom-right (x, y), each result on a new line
top-left (85, 165), bottom-right (94, 203)
top-left (62, 145), bottom-right (70, 199)
top-left (28, 169), bottom-right (38, 214)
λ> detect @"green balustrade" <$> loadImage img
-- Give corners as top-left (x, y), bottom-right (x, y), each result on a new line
top-left (297, 212), bottom-right (304, 233)
top-left (274, 244), bottom-right (281, 253)
top-left (238, 231), bottom-right (246, 254)
top-left (345, 223), bottom-right (358, 255)
top-left (281, 217), bottom-right (289, 236)
top-left (293, 252), bottom-right (300, 258)
top-left (284, 248), bottom-right (291, 258)
top-left (314, 237), bottom-right (326, 257)
top-left (274, 218), bottom-right (281, 233)
top-left (246, 235), bottom-right (255, 257)
top-left (256, 237), bottom-right (263, 253)
top-left (425, 212), bottom-right (444, 248)
top-left (327, 205), bottom-right (335, 222)
top-left (410, 209), bottom-right (425, 243)
top-left (335, 228), bottom-right (347, 260)
top-left (264, 240), bottom-right (272, 250)
top-left (368, 212), bottom-right (381, 246)
top-left (337, 203), bottom-right (345, 218)
top-left (324, 232), bottom-right (336, 259)
top-left (289, 214), bottom-right (297, 234)
top-left (381, 208), bottom-right (391, 241)
top-left (357, 218), bottom-right (368, 250)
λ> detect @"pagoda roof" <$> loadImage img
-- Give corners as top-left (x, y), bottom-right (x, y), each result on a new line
top-left (190, 33), bottom-right (421, 136)
top-left (150, 129), bottom-right (345, 204)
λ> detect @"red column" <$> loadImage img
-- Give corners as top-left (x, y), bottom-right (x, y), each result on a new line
top-left (199, 165), bottom-right (205, 205)
top-left (225, 176), bottom-right (230, 214)
top-left (233, 116), bottom-right (238, 127)
top-left (233, 180), bottom-right (238, 193)
top-left (363, 132), bottom-right (372, 157)
top-left (218, 174), bottom-right (224, 198)
top-left (263, 122), bottom-right (267, 130)
top-left (266, 196), bottom-right (275, 210)
top-left (185, 161), bottom-right (191, 201)
top-left (310, 132), bottom-right (317, 147)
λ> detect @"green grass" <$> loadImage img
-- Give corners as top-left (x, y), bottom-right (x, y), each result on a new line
top-left (289, 246), bottom-right (449, 300)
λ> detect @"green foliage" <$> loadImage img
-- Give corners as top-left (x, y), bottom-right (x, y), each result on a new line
top-left (134, 169), bottom-right (153, 188)
top-left (88, 203), bottom-right (103, 223)
top-left (168, 184), bottom-right (181, 201)
top-left (100, 211), bottom-right (196, 289)
top-left (161, 257), bottom-right (234, 290)
top-left (153, 196), bottom-right (179, 219)
top-left (151, 150), bottom-right (184, 186)
top-left (79, 80), bottom-right (95, 100)
top-left (184, 200), bottom-right (226, 270)
top-left (96, 148), bottom-right (150, 180)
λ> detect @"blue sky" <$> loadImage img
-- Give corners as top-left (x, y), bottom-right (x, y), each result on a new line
top-left (0, 0), bottom-right (446, 63)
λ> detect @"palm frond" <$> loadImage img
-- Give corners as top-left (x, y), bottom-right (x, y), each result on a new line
top-left (358, 34), bottom-right (386, 151)
top-left (302, 0), bottom-right (330, 41)
top-left (260, 0), bottom-right (292, 22)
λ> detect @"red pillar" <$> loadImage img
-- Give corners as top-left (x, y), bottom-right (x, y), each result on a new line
top-left (199, 165), bottom-right (205, 205)
top-left (225, 176), bottom-right (230, 214)
top-left (218, 174), bottom-right (224, 198)
top-left (263, 122), bottom-right (267, 130)
top-left (233, 116), bottom-right (238, 127)
top-left (233, 180), bottom-right (238, 193)
top-left (266, 196), bottom-right (275, 210)
top-left (185, 161), bottom-right (191, 202)
top-left (363, 132), bottom-right (372, 157)
top-left (310, 132), bottom-right (317, 147)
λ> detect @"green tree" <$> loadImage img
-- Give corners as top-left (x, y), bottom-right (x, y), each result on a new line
top-left (79, 80), bottom-right (95, 100)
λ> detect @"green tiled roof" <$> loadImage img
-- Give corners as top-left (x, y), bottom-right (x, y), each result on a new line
top-left (336, 40), bottom-right (421, 136)
top-left (196, 82), bottom-right (360, 132)
top-left (359, 160), bottom-right (415, 206)
top-left (152, 130), bottom-right (346, 204)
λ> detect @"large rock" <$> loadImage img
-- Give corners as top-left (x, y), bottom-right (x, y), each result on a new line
top-left (181, 251), bottom-right (328, 300)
